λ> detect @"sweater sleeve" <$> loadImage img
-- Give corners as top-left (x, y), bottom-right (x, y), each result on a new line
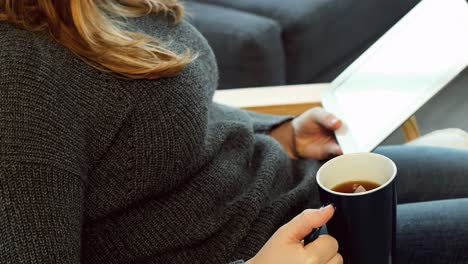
top-left (212, 102), bottom-right (293, 134)
top-left (246, 111), bottom-right (293, 134)
top-left (0, 164), bottom-right (84, 263)
top-left (0, 53), bottom-right (125, 263)
top-left (0, 76), bottom-right (89, 262)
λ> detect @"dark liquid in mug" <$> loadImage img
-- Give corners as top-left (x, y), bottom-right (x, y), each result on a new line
top-left (332, 180), bottom-right (381, 193)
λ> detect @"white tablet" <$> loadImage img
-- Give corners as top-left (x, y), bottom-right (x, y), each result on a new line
top-left (322, 0), bottom-right (468, 154)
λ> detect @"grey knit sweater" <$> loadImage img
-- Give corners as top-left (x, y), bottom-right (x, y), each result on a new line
top-left (0, 15), bottom-right (321, 263)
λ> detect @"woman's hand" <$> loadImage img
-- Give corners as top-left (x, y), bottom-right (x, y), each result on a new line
top-left (270, 107), bottom-right (342, 160)
top-left (247, 205), bottom-right (342, 264)
top-left (293, 107), bottom-right (342, 160)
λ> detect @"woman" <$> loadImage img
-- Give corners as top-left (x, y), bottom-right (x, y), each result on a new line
top-left (1, 1), bottom-right (467, 263)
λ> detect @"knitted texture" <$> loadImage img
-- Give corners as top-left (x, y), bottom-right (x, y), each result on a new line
top-left (0, 15), bottom-right (321, 263)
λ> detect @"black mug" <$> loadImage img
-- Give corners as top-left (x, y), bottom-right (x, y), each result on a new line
top-left (315, 153), bottom-right (397, 264)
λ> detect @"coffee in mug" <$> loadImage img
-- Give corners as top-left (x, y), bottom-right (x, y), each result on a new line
top-left (332, 180), bottom-right (381, 193)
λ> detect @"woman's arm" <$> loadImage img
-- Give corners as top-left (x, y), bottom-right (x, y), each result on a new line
top-left (214, 102), bottom-right (342, 160)
top-left (0, 164), bottom-right (84, 263)
top-left (0, 77), bottom-right (86, 262)
top-left (0, 63), bottom-right (123, 263)
top-left (268, 120), bottom-right (298, 159)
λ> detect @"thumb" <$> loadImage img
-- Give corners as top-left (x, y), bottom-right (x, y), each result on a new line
top-left (302, 142), bottom-right (342, 160)
top-left (279, 205), bottom-right (335, 242)
top-left (302, 107), bottom-right (342, 131)
top-left (323, 143), bottom-right (343, 157)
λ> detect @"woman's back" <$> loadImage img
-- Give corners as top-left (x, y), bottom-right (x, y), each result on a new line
top-left (0, 14), bottom-right (319, 263)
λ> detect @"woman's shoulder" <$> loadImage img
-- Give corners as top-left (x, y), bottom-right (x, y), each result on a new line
top-left (0, 22), bottom-right (129, 169)
top-left (130, 14), bottom-right (218, 78)
top-left (129, 14), bottom-right (212, 54)
top-left (0, 21), bottom-right (103, 91)
top-left (0, 22), bottom-right (68, 62)
top-left (0, 21), bottom-right (127, 103)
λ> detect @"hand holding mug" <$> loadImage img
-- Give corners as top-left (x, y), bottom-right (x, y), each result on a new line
top-left (247, 206), bottom-right (343, 264)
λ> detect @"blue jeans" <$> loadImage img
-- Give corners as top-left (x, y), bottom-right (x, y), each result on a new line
top-left (374, 146), bottom-right (468, 264)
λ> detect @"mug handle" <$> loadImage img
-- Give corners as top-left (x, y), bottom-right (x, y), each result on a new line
top-left (304, 226), bottom-right (323, 245)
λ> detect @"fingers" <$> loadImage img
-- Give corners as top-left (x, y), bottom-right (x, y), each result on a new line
top-left (302, 142), bottom-right (342, 160)
top-left (304, 107), bottom-right (342, 131)
top-left (305, 235), bottom-right (339, 264)
top-left (277, 205), bottom-right (335, 242)
top-left (326, 253), bottom-right (344, 264)
top-left (322, 143), bottom-right (343, 157)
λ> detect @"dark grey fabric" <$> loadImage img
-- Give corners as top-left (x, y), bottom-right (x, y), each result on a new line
top-left (190, 0), bottom-right (420, 85)
top-left (185, 1), bottom-right (286, 89)
top-left (375, 146), bottom-right (468, 263)
top-left (0, 15), bottom-right (319, 263)
top-left (397, 198), bottom-right (468, 263)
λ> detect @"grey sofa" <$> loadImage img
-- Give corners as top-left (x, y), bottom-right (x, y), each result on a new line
top-left (184, 0), bottom-right (420, 89)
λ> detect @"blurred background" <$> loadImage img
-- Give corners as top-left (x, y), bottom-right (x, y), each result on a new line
top-left (184, 0), bottom-right (468, 145)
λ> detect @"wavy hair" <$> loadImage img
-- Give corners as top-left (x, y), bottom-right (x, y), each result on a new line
top-left (0, 0), bottom-right (193, 79)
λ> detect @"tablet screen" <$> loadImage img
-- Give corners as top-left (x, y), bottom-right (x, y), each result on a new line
top-left (323, 0), bottom-right (468, 153)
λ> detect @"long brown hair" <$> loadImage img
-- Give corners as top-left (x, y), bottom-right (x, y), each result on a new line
top-left (0, 0), bottom-right (193, 79)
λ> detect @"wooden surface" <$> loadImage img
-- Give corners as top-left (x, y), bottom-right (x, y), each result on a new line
top-left (402, 116), bottom-right (421, 142)
top-left (214, 83), bottom-right (421, 142)
top-left (243, 102), bottom-right (322, 116)
top-left (213, 83), bottom-right (330, 112)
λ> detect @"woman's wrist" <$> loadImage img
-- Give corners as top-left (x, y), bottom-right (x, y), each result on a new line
top-left (269, 121), bottom-right (299, 159)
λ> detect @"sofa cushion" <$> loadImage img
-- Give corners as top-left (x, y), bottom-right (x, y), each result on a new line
top-left (185, 1), bottom-right (286, 89)
top-left (194, 0), bottom-right (420, 84)
top-left (407, 129), bottom-right (468, 150)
